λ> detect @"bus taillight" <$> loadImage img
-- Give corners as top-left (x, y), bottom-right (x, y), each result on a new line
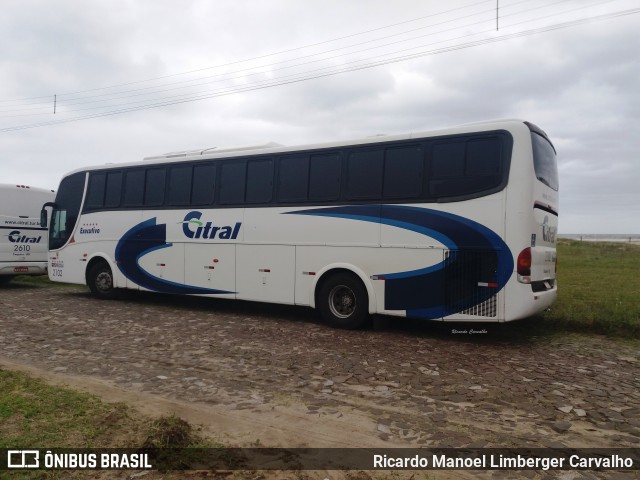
top-left (517, 247), bottom-right (532, 283)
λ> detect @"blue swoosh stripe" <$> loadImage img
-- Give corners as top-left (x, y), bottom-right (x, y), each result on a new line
top-left (115, 217), bottom-right (234, 295)
top-left (287, 205), bottom-right (513, 319)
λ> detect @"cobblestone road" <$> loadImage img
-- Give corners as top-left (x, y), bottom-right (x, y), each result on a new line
top-left (1, 283), bottom-right (639, 478)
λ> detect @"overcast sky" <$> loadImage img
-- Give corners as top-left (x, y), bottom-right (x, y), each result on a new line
top-left (1, 0), bottom-right (639, 233)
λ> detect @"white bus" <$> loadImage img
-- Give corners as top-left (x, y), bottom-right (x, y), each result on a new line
top-left (1, 184), bottom-right (55, 284)
top-left (43, 119), bottom-right (558, 328)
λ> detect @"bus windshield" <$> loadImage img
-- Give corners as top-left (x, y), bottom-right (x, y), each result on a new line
top-left (50, 172), bottom-right (85, 250)
top-left (531, 132), bottom-right (558, 191)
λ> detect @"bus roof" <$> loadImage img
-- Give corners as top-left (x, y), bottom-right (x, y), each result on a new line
top-left (0, 183), bottom-right (55, 195)
top-left (62, 118), bottom-right (531, 176)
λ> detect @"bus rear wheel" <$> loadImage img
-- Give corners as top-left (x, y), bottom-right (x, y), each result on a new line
top-left (87, 261), bottom-right (117, 299)
top-left (318, 272), bottom-right (370, 329)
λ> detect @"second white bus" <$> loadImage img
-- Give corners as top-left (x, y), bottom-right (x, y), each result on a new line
top-left (43, 119), bottom-right (558, 328)
top-left (1, 184), bottom-right (55, 283)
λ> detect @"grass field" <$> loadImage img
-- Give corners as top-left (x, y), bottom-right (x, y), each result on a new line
top-left (0, 369), bottom-right (138, 449)
top-left (0, 369), bottom-right (209, 477)
top-left (537, 239), bottom-right (640, 336)
top-left (0, 369), bottom-right (209, 449)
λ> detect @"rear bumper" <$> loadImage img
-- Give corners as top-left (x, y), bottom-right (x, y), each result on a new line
top-left (0, 262), bottom-right (48, 276)
top-left (504, 279), bottom-right (557, 321)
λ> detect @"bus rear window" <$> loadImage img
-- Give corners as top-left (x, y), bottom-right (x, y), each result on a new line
top-left (531, 132), bottom-right (558, 191)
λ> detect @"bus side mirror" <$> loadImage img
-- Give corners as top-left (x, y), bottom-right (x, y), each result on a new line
top-left (41, 202), bottom-right (55, 228)
top-left (40, 209), bottom-right (48, 228)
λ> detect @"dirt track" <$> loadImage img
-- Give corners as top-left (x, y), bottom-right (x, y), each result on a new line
top-left (1, 283), bottom-right (640, 472)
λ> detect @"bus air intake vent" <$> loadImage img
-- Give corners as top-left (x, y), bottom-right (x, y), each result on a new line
top-left (460, 295), bottom-right (497, 317)
top-left (444, 250), bottom-right (498, 318)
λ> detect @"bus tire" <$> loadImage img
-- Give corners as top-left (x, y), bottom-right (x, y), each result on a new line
top-left (87, 261), bottom-right (117, 299)
top-left (318, 272), bottom-right (370, 329)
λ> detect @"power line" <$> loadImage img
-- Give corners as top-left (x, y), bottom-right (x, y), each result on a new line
top-left (1, 5), bottom-right (637, 132)
top-left (0, 0), bottom-right (607, 115)
top-left (0, 0), bottom-right (513, 113)
top-left (0, 0), bottom-right (490, 104)
top-left (0, 0), bottom-right (584, 111)
top-left (37, 0), bottom-right (579, 115)
top-left (0, 3), bottom-right (495, 113)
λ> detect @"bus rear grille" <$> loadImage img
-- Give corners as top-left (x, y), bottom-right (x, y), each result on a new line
top-left (460, 295), bottom-right (497, 317)
top-left (444, 250), bottom-right (498, 318)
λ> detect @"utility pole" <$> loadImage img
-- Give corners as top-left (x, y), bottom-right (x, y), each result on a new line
top-left (54, 94), bottom-right (57, 114)
top-left (496, 0), bottom-right (499, 31)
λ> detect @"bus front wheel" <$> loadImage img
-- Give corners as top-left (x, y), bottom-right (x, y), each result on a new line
top-left (318, 272), bottom-right (370, 329)
top-left (87, 261), bottom-right (117, 299)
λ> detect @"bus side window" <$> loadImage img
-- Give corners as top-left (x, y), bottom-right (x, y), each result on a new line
top-left (383, 146), bottom-right (423, 199)
top-left (104, 172), bottom-right (122, 208)
top-left (219, 161), bottom-right (246, 205)
top-left (192, 164), bottom-right (216, 205)
top-left (429, 137), bottom-right (502, 198)
top-left (346, 149), bottom-right (383, 200)
top-left (309, 153), bottom-right (341, 202)
top-left (168, 165), bottom-right (193, 206)
top-left (144, 168), bottom-right (166, 207)
top-left (466, 138), bottom-right (502, 176)
top-left (463, 137), bottom-right (503, 194)
top-left (277, 155), bottom-right (309, 203)
top-left (85, 173), bottom-right (106, 210)
top-left (431, 142), bottom-right (465, 178)
top-left (123, 170), bottom-right (145, 207)
top-left (246, 159), bottom-right (274, 204)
